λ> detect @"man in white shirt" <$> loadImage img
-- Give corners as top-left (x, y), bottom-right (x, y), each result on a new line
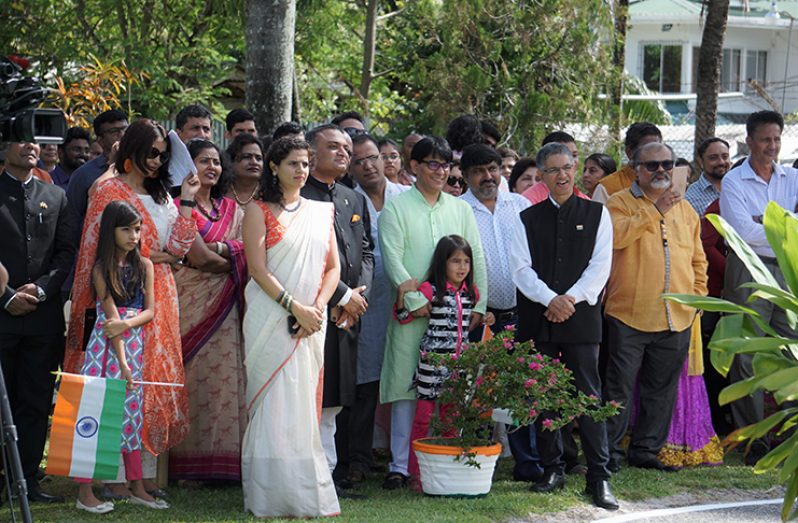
top-left (509, 142), bottom-right (616, 510)
top-left (719, 110), bottom-right (798, 465)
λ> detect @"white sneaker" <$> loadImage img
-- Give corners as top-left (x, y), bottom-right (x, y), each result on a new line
top-left (76, 499), bottom-right (114, 514)
top-left (129, 495), bottom-right (170, 509)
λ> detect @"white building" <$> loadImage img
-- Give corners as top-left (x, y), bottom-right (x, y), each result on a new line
top-left (627, 0), bottom-right (798, 121)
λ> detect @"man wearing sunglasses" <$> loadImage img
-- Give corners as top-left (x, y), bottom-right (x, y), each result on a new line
top-left (332, 111), bottom-right (367, 139)
top-left (603, 142), bottom-right (707, 473)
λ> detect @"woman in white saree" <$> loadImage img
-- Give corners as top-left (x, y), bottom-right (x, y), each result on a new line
top-left (241, 138), bottom-right (341, 518)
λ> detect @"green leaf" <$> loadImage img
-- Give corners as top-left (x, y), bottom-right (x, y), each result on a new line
top-left (710, 337), bottom-right (798, 356)
top-left (755, 426), bottom-right (798, 473)
top-left (782, 467), bottom-right (798, 521)
top-left (757, 367), bottom-right (798, 392)
top-left (775, 380), bottom-right (798, 404)
top-left (719, 377), bottom-right (763, 406)
top-left (707, 214), bottom-right (781, 288)
top-left (726, 410), bottom-right (790, 441)
top-left (740, 283), bottom-right (798, 313)
top-left (710, 315), bottom-right (745, 376)
top-left (662, 294), bottom-right (760, 315)
top-left (753, 352), bottom-right (796, 377)
top-left (764, 202), bottom-right (798, 298)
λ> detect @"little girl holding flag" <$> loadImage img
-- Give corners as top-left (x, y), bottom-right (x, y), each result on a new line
top-left (51, 201), bottom-right (161, 513)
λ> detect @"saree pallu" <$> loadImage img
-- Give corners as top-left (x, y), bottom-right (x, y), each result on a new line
top-left (169, 198), bottom-right (248, 481)
top-left (241, 199), bottom-right (340, 518)
top-left (66, 177), bottom-right (196, 455)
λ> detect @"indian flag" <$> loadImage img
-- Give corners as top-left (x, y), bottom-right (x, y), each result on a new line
top-left (45, 373), bottom-right (126, 479)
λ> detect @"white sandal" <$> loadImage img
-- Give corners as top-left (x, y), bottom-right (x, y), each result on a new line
top-left (129, 494), bottom-right (170, 509)
top-left (76, 499), bottom-right (114, 514)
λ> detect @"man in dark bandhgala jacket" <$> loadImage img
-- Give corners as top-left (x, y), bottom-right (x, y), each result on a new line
top-left (300, 124), bottom-right (374, 495)
top-left (510, 142), bottom-right (617, 510)
top-left (0, 141), bottom-right (75, 503)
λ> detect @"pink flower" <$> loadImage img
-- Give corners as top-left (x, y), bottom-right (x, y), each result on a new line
top-left (108, 363), bottom-right (118, 374)
top-left (517, 357), bottom-right (526, 364)
top-left (506, 324), bottom-right (516, 331)
top-left (89, 368), bottom-right (97, 376)
top-left (589, 394), bottom-right (598, 400)
top-left (524, 379), bottom-right (537, 389)
top-left (535, 353), bottom-right (544, 361)
top-left (420, 350), bottom-right (427, 359)
top-left (528, 409), bottom-right (538, 418)
top-left (124, 424), bottom-right (133, 434)
top-left (475, 376), bottom-right (485, 387)
top-left (528, 362), bottom-right (541, 371)
top-left (609, 400), bottom-right (621, 408)
top-left (450, 353), bottom-right (459, 361)
top-left (542, 419), bottom-right (553, 429)
top-left (552, 358), bottom-right (560, 364)
top-left (503, 341), bottom-right (513, 349)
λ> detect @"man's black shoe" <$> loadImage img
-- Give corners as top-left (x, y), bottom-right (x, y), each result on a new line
top-left (335, 485), bottom-right (367, 500)
top-left (566, 462), bottom-right (587, 475)
top-left (607, 458), bottom-right (621, 473)
top-left (586, 480), bottom-right (619, 510)
top-left (744, 444), bottom-right (770, 467)
top-left (530, 471), bottom-right (566, 493)
top-left (382, 472), bottom-right (408, 490)
top-left (512, 465), bottom-right (543, 482)
top-left (27, 484), bottom-right (63, 503)
top-left (629, 456), bottom-right (678, 472)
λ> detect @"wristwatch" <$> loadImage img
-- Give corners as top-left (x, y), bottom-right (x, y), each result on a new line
top-left (396, 307), bottom-right (410, 322)
top-left (35, 285), bottom-right (46, 302)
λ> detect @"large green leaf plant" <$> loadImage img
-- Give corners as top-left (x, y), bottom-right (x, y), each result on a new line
top-left (664, 202), bottom-right (798, 521)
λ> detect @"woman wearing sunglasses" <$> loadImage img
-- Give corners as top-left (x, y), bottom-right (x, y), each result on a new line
top-left (442, 153), bottom-right (467, 197)
top-left (66, 119), bottom-right (201, 501)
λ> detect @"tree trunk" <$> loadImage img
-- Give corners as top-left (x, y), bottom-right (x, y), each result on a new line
top-left (358, 0), bottom-right (379, 115)
top-left (246, 0), bottom-right (297, 136)
top-left (611, 0), bottom-right (628, 148)
top-left (694, 0), bottom-right (729, 160)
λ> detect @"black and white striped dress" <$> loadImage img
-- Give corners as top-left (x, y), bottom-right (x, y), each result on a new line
top-left (415, 281), bottom-right (478, 400)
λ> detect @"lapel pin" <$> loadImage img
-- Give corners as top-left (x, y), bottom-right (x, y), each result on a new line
top-left (576, 224), bottom-right (583, 231)
top-left (39, 201), bottom-right (48, 209)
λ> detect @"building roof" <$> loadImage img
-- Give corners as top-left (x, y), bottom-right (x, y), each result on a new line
top-left (630, 0), bottom-right (798, 25)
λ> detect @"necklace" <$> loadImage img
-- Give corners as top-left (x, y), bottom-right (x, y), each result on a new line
top-left (196, 198), bottom-right (221, 222)
top-left (232, 185), bottom-right (258, 206)
top-left (280, 198), bottom-right (302, 213)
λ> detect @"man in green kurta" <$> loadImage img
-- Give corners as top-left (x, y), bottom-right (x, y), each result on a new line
top-left (377, 136), bottom-right (487, 489)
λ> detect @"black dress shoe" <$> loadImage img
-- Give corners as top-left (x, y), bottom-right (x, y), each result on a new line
top-left (586, 480), bottom-right (619, 510)
top-left (512, 465), bottom-right (543, 482)
top-left (335, 485), bottom-right (367, 500)
top-left (27, 485), bottom-right (64, 504)
top-left (530, 471), bottom-right (566, 493)
top-left (382, 472), bottom-right (408, 490)
top-left (607, 458), bottom-right (621, 473)
top-left (629, 456), bottom-right (678, 472)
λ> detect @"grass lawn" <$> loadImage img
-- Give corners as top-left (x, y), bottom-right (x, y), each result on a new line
top-left (25, 450), bottom-right (781, 522)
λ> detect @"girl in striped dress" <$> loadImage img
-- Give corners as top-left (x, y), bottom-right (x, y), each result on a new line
top-left (400, 235), bottom-right (493, 478)
top-left (75, 201), bottom-right (161, 513)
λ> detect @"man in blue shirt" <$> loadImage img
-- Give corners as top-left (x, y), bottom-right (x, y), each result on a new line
top-left (684, 137), bottom-right (730, 216)
top-left (50, 127), bottom-right (91, 191)
top-left (65, 109), bottom-right (128, 243)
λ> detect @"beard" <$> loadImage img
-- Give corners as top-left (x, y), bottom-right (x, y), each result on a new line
top-left (650, 176), bottom-right (671, 190)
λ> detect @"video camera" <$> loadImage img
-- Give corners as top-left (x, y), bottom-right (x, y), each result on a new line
top-left (0, 55), bottom-right (66, 145)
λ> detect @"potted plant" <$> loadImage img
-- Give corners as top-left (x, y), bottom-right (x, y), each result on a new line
top-left (664, 202), bottom-right (798, 522)
top-left (413, 327), bottom-right (620, 497)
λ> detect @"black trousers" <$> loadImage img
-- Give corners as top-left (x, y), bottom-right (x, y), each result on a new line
top-left (334, 380), bottom-right (380, 477)
top-left (700, 311), bottom-right (731, 434)
top-left (0, 333), bottom-right (64, 481)
top-left (534, 341), bottom-right (609, 483)
top-left (604, 317), bottom-right (689, 462)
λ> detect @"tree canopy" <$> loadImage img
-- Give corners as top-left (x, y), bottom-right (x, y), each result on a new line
top-left (2, 0), bottom-right (626, 152)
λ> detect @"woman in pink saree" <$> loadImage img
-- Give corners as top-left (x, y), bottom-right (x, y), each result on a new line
top-left (169, 139), bottom-right (248, 482)
top-left (241, 138), bottom-right (340, 517)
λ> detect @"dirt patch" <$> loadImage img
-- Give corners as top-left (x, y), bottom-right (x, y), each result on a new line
top-left (511, 487), bottom-right (786, 523)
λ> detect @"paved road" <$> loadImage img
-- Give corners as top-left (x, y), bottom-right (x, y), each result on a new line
top-left (592, 499), bottom-right (784, 523)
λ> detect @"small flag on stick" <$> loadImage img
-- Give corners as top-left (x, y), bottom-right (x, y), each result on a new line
top-left (46, 373), bottom-right (126, 479)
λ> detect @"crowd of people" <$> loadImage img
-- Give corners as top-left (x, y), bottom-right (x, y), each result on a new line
top-left (0, 102), bottom-right (795, 517)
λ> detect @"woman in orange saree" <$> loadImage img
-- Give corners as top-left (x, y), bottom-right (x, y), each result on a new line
top-left (65, 119), bottom-right (199, 460)
top-left (168, 140), bottom-right (248, 482)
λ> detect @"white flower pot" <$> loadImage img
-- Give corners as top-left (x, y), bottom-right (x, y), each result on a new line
top-left (412, 438), bottom-right (501, 497)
